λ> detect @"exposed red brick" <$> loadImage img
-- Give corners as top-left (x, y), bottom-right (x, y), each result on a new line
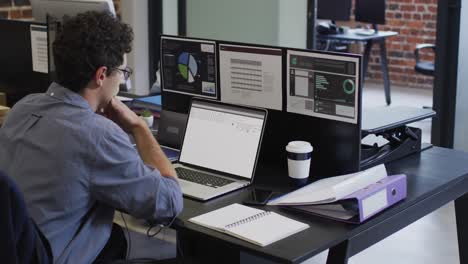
top-left (21, 7), bottom-right (31, 18)
top-left (1, 0), bottom-right (435, 90)
top-left (9, 8), bottom-right (20, 19)
top-left (361, 0), bottom-right (437, 89)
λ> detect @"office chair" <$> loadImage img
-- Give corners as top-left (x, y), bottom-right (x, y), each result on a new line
top-left (414, 44), bottom-right (436, 109)
top-left (0, 170), bottom-right (52, 264)
top-left (414, 44), bottom-right (436, 76)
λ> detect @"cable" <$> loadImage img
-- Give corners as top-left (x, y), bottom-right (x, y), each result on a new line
top-left (146, 215), bottom-right (177, 238)
top-left (146, 224), bottom-right (163, 238)
top-left (119, 212), bottom-right (131, 260)
top-left (145, 215), bottom-right (182, 263)
top-left (95, 213), bottom-right (163, 264)
top-left (117, 216), bottom-right (162, 264)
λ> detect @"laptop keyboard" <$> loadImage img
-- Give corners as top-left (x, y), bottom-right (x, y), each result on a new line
top-left (175, 167), bottom-right (234, 188)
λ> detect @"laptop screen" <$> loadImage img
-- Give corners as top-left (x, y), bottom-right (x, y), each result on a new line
top-left (179, 101), bottom-right (266, 179)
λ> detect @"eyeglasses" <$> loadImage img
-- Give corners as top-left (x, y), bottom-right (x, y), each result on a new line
top-left (114, 66), bottom-right (133, 81)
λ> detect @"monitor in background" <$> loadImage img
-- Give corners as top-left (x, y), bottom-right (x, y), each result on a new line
top-left (286, 50), bottom-right (360, 124)
top-left (31, 0), bottom-right (116, 22)
top-left (317, 0), bottom-right (352, 22)
top-left (32, 0), bottom-right (116, 86)
top-left (160, 36), bottom-right (218, 99)
top-left (218, 43), bottom-right (283, 111)
top-left (355, 0), bottom-right (386, 25)
top-left (0, 19), bottom-right (50, 107)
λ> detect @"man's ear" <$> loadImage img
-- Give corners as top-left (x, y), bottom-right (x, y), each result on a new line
top-left (94, 66), bottom-right (108, 87)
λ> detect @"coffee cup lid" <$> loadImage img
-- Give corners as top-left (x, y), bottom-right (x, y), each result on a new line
top-left (286, 141), bottom-right (313, 153)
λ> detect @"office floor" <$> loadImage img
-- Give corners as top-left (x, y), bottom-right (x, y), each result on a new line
top-left (126, 83), bottom-right (460, 263)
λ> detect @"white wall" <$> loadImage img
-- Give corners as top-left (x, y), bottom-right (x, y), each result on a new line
top-left (163, 0), bottom-right (178, 35)
top-left (187, 0), bottom-right (278, 45)
top-left (186, 0), bottom-right (307, 48)
top-left (121, 0), bottom-right (150, 95)
top-left (454, 1), bottom-right (468, 151)
top-left (277, 0), bottom-right (307, 49)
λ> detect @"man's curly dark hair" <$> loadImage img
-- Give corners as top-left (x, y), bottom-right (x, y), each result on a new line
top-left (53, 11), bottom-right (133, 92)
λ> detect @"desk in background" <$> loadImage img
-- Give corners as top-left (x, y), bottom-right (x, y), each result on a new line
top-left (174, 147), bottom-right (468, 263)
top-left (316, 29), bottom-right (398, 105)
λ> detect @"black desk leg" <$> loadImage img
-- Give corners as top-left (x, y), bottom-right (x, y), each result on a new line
top-left (326, 240), bottom-right (350, 264)
top-left (362, 39), bottom-right (373, 80)
top-left (455, 193), bottom-right (468, 264)
top-left (379, 39), bottom-right (392, 105)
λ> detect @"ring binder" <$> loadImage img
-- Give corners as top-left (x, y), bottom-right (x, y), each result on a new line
top-left (225, 211), bottom-right (272, 229)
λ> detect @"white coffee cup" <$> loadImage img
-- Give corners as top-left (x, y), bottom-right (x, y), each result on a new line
top-left (286, 141), bottom-right (313, 185)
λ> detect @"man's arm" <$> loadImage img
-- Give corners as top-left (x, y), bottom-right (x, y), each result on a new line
top-left (89, 104), bottom-right (183, 220)
top-left (90, 125), bottom-right (183, 220)
top-left (131, 122), bottom-right (177, 178)
top-left (105, 98), bottom-right (177, 179)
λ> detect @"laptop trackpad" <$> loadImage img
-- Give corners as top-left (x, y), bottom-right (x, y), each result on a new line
top-left (178, 180), bottom-right (193, 190)
top-left (179, 179), bottom-right (241, 199)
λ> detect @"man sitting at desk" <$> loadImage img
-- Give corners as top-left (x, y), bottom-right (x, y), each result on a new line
top-left (0, 11), bottom-right (182, 263)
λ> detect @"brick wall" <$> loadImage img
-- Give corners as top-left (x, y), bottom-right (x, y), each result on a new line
top-left (0, 0), bottom-right (121, 20)
top-left (366, 0), bottom-right (437, 89)
top-left (0, 0), bottom-right (32, 20)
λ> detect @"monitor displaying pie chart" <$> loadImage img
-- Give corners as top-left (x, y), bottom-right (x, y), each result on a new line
top-left (161, 36), bottom-right (217, 98)
top-left (178, 52), bottom-right (198, 83)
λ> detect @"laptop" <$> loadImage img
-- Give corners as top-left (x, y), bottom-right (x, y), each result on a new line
top-left (161, 146), bottom-right (180, 162)
top-left (157, 110), bottom-right (188, 162)
top-left (175, 99), bottom-right (268, 201)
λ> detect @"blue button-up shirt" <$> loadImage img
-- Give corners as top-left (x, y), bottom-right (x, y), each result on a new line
top-left (0, 83), bottom-right (183, 264)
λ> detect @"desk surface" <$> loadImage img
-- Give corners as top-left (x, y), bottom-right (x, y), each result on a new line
top-left (316, 29), bottom-right (398, 41)
top-left (175, 147), bottom-right (468, 263)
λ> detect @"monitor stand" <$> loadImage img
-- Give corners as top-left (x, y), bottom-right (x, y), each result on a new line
top-left (360, 106), bottom-right (436, 169)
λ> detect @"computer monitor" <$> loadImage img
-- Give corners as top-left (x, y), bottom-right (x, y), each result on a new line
top-left (355, 0), bottom-right (386, 25)
top-left (317, 0), bottom-right (352, 21)
top-left (31, 0), bottom-right (116, 22)
top-left (160, 36), bottom-right (218, 99)
top-left (218, 43), bottom-right (283, 110)
top-left (286, 49), bottom-right (360, 124)
top-left (31, 0), bottom-right (116, 85)
top-left (0, 19), bottom-right (50, 107)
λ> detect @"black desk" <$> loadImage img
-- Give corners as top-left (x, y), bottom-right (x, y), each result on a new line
top-left (316, 29), bottom-right (398, 105)
top-left (175, 147), bottom-right (468, 263)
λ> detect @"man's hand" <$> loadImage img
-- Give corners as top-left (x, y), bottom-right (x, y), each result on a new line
top-left (105, 98), bottom-right (145, 134)
top-left (104, 98), bottom-right (177, 179)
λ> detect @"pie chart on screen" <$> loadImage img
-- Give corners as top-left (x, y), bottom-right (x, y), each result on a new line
top-left (178, 52), bottom-right (198, 83)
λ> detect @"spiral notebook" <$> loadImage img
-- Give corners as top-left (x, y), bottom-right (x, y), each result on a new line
top-left (189, 203), bottom-right (309, 247)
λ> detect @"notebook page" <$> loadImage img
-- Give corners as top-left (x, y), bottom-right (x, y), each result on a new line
top-left (189, 203), bottom-right (264, 230)
top-left (268, 164), bottom-right (387, 205)
top-left (225, 212), bottom-right (309, 247)
top-left (267, 174), bottom-right (351, 205)
top-left (333, 164), bottom-right (387, 200)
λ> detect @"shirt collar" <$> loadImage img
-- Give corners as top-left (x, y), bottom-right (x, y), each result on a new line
top-left (46, 82), bottom-right (93, 111)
